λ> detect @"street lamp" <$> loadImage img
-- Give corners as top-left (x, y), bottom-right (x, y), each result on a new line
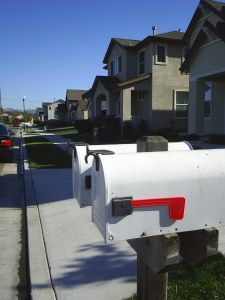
top-left (22, 95), bottom-right (25, 132)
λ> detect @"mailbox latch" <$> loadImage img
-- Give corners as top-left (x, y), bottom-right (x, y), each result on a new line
top-left (112, 197), bottom-right (133, 217)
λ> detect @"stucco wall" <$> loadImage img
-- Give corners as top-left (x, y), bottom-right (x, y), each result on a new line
top-left (151, 43), bottom-right (189, 130)
top-left (92, 81), bottom-right (110, 117)
top-left (108, 44), bottom-right (127, 81)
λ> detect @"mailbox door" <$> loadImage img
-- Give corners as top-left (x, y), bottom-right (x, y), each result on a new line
top-left (92, 149), bottom-right (225, 242)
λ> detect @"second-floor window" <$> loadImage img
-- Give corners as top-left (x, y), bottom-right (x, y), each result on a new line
top-left (138, 50), bottom-right (145, 75)
top-left (155, 44), bottom-right (167, 64)
top-left (110, 56), bottom-right (121, 76)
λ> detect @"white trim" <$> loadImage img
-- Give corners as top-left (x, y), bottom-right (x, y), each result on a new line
top-left (199, 38), bottom-right (221, 50)
top-left (190, 67), bottom-right (225, 82)
top-left (155, 43), bottom-right (168, 65)
top-left (138, 48), bottom-right (146, 76)
top-left (204, 81), bottom-right (213, 120)
top-left (173, 89), bottom-right (189, 119)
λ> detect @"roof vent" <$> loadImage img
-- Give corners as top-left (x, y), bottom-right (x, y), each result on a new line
top-left (152, 25), bottom-right (157, 36)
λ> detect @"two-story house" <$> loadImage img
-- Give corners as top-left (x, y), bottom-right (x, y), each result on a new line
top-left (47, 99), bottom-right (65, 121)
top-left (181, 0), bottom-right (225, 135)
top-left (87, 29), bottom-right (189, 133)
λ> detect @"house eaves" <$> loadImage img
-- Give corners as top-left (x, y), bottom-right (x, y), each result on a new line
top-left (118, 74), bottom-right (151, 88)
top-left (91, 76), bottom-right (121, 95)
top-left (103, 38), bottom-right (140, 64)
top-left (183, 0), bottom-right (225, 42)
top-left (180, 18), bottom-right (225, 73)
top-left (137, 31), bottom-right (186, 49)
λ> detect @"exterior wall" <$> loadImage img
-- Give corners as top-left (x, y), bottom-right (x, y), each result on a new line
top-left (107, 44), bottom-right (127, 81)
top-left (151, 42), bottom-right (189, 130)
top-left (138, 44), bottom-right (153, 75)
top-left (92, 81), bottom-right (110, 117)
top-left (190, 40), bottom-right (225, 79)
top-left (204, 80), bottom-right (225, 134)
top-left (120, 87), bottom-right (134, 121)
top-left (126, 49), bottom-right (138, 79)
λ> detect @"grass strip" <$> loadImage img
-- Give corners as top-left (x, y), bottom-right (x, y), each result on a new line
top-left (126, 254), bottom-right (225, 300)
top-left (25, 136), bottom-right (71, 169)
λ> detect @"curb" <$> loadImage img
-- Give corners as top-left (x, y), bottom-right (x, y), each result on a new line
top-left (22, 136), bottom-right (56, 300)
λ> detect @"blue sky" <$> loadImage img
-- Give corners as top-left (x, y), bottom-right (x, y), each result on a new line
top-left (0, 0), bottom-right (200, 110)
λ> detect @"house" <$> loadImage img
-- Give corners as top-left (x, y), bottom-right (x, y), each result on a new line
top-left (65, 89), bottom-right (87, 123)
top-left (76, 100), bottom-right (89, 120)
top-left (87, 29), bottom-right (189, 133)
top-left (181, 0), bottom-right (225, 135)
top-left (47, 100), bottom-right (64, 120)
top-left (36, 107), bottom-right (44, 122)
top-left (42, 102), bottom-right (52, 122)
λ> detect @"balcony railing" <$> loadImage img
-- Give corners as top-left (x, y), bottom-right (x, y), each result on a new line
top-left (131, 116), bottom-right (151, 130)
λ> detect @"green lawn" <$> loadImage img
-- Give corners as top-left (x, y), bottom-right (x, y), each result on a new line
top-left (25, 136), bottom-right (71, 169)
top-left (126, 254), bottom-right (225, 300)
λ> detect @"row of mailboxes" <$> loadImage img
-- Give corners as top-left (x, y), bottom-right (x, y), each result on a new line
top-left (91, 149), bottom-right (225, 243)
top-left (72, 142), bottom-right (192, 207)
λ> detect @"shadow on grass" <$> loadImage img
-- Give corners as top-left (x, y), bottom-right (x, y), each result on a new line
top-left (25, 136), bottom-right (71, 169)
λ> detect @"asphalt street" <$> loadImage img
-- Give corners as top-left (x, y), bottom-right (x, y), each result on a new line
top-left (0, 127), bottom-right (28, 300)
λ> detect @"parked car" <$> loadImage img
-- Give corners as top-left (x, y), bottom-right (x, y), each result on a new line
top-left (0, 124), bottom-right (13, 162)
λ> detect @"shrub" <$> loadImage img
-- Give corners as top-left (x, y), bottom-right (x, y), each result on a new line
top-left (74, 119), bottom-right (93, 133)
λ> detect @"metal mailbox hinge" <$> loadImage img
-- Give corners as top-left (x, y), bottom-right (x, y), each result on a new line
top-left (85, 148), bottom-right (115, 171)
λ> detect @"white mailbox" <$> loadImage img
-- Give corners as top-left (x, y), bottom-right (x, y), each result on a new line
top-left (72, 142), bottom-right (192, 207)
top-left (72, 144), bottom-right (136, 207)
top-left (92, 149), bottom-right (225, 243)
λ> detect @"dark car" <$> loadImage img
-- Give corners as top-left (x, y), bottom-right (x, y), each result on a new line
top-left (0, 124), bottom-right (13, 162)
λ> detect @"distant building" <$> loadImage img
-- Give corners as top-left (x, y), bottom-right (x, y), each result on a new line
top-left (65, 89), bottom-right (87, 123)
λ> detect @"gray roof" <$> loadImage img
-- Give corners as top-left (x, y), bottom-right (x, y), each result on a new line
top-left (66, 89), bottom-right (87, 102)
top-left (155, 31), bottom-right (184, 40)
top-left (103, 38), bottom-right (140, 64)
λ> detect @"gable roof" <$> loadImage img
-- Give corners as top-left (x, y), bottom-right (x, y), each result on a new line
top-left (91, 76), bottom-right (120, 95)
top-left (78, 100), bottom-right (89, 111)
top-left (183, 0), bottom-right (225, 42)
top-left (181, 0), bottom-right (225, 73)
top-left (103, 38), bottom-right (140, 64)
top-left (66, 89), bottom-right (87, 102)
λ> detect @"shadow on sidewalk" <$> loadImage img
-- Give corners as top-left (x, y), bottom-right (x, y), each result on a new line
top-left (33, 242), bottom-right (136, 289)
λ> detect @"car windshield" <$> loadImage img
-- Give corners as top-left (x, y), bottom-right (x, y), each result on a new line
top-left (0, 125), bottom-right (8, 136)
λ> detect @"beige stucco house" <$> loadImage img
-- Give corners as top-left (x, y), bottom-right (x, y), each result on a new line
top-left (87, 30), bottom-right (189, 133)
top-left (181, 0), bottom-right (225, 135)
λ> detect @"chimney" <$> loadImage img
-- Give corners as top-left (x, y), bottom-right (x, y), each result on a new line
top-left (152, 25), bottom-right (157, 36)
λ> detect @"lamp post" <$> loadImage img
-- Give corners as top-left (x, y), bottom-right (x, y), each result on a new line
top-left (22, 95), bottom-right (25, 132)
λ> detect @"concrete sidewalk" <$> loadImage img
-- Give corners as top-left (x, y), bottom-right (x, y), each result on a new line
top-left (25, 130), bottom-right (225, 299)
top-left (25, 167), bottom-right (136, 300)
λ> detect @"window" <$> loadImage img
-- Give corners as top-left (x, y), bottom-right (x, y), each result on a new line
top-left (204, 81), bottom-right (213, 119)
top-left (110, 56), bottom-right (121, 76)
top-left (101, 100), bottom-right (107, 116)
top-left (155, 44), bottom-right (167, 64)
top-left (49, 107), bottom-right (51, 110)
top-left (138, 50), bottom-right (145, 75)
top-left (174, 91), bottom-right (188, 118)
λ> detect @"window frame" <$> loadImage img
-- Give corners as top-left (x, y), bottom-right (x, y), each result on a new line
top-left (138, 49), bottom-right (146, 76)
top-left (155, 43), bottom-right (168, 65)
top-left (174, 89), bottom-right (189, 119)
top-left (110, 56), bottom-right (122, 76)
top-left (204, 81), bottom-right (213, 120)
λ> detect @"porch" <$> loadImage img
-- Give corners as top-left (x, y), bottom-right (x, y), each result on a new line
top-left (188, 73), bottom-right (225, 135)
